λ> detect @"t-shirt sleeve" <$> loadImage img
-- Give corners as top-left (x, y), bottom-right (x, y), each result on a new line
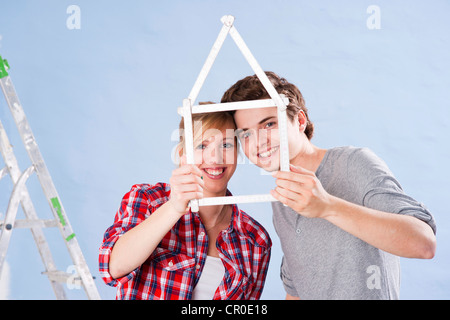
top-left (349, 148), bottom-right (436, 234)
top-left (280, 255), bottom-right (299, 298)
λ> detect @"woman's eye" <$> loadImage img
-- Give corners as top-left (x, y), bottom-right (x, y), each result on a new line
top-left (265, 121), bottom-right (276, 128)
top-left (195, 144), bottom-right (206, 150)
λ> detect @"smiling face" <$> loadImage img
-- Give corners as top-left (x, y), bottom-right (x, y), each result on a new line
top-left (234, 107), bottom-right (306, 172)
top-left (194, 124), bottom-right (237, 196)
top-left (178, 110), bottom-right (238, 197)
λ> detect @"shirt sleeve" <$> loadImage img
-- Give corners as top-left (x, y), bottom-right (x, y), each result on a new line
top-left (350, 148), bottom-right (436, 234)
top-left (98, 183), bottom-right (169, 287)
top-left (248, 245), bottom-right (271, 300)
top-left (239, 210), bottom-right (273, 300)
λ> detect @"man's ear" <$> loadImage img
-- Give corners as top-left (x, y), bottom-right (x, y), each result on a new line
top-left (297, 110), bottom-right (308, 133)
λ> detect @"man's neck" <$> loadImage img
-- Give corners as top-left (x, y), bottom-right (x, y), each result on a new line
top-left (290, 143), bottom-right (327, 173)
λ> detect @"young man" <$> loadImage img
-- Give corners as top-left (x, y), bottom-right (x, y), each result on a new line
top-left (220, 71), bottom-right (436, 300)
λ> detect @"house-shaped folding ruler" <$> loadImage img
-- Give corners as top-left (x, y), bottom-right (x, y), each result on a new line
top-left (177, 15), bottom-right (290, 212)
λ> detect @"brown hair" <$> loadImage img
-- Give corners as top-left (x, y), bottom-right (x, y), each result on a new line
top-left (220, 71), bottom-right (314, 140)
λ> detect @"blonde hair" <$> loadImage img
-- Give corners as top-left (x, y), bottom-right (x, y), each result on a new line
top-left (175, 102), bottom-right (238, 165)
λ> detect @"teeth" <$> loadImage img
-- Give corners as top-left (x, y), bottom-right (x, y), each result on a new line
top-left (204, 168), bottom-right (224, 176)
top-left (259, 147), bottom-right (279, 158)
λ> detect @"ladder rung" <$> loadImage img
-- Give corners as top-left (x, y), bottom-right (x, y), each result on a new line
top-left (0, 166), bottom-right (8, 180)
top-left (42, 270), bottom-right (80, 283)
top-left (42, 270), bottom-right (95, 283)
top-left (0, 219), bottom-right (58, 229)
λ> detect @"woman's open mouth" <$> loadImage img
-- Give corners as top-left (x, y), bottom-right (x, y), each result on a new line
top-left (202, 167), bottom-right (227, 180)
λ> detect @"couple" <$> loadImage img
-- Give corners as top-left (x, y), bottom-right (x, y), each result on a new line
top-left (99, 72), bottom-right (436, 300)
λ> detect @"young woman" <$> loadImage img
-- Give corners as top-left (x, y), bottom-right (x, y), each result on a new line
top-left (99, 107), bottom-right (271, 300)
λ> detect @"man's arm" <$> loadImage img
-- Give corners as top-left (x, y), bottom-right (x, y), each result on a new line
top-left (271, 164), bottom-right (436, 259)
top-left (324, 195), bottom-right (436, 259)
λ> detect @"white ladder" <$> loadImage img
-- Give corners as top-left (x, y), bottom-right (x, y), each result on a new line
top-left (0, 55), bottom-right (100, 300)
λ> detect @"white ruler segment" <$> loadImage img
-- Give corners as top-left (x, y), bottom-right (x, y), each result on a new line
top-left (227, 18), bottom-right (290, 172)
top-left (177, 95), bottom-right (289, 116)
top-left (182, 98), bottom-right (199, 212)
top-left (196, 194), bottom-right (277, 207)
top-left (188, 15), bottom-right (234, 103)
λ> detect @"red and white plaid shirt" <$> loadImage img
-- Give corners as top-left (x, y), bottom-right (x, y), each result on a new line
top-left (99, 183), bottom-right (272, 300)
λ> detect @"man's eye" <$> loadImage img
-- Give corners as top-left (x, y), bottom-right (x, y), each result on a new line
top-left (222, 143), bottom-right (233, 148)
top-left (240, 131), bottom-right (251, 139)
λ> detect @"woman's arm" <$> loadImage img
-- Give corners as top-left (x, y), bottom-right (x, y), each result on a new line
top-left (248, 248), bottom-right (271, 300)
top-left (109, 201), bottom-right (184, 279)
top-left (109, 165), bottom-right (204, 279)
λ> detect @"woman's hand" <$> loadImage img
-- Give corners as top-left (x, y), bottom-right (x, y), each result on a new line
top-left (271, 164), bottom-right (333, 219)
top-left (168, 164), bottom-right (205, 215)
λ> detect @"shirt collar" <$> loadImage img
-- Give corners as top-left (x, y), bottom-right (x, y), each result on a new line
top-left (189, 189), bottom-right (242, 234)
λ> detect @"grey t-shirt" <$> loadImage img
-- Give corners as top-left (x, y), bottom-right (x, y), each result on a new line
top-left (272, 146), bottom-right (436, 300)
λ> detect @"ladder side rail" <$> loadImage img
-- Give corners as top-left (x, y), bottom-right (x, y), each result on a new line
top-left (0, 165), bottom-right (35, 270)
top-left (0, 117), bottom-right (67, 299)
top-left (0, 78), bottom-right (74, 240)
top-left (0, 76), bottom-right (100, 299)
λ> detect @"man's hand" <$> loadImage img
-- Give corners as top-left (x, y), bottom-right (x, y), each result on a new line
top-left (271, 164), bottom-right (333, 219)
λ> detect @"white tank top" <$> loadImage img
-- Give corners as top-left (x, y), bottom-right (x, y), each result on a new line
top-left (192, 256), bottom-right (225, 300)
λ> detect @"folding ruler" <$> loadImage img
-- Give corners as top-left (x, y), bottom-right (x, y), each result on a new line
top-left (177, 15), bottom-right (290, 212)
top-left (0, 55), bottom-right (100, 299)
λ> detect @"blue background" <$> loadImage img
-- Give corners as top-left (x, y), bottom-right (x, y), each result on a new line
top-left (0, 0), bottom-right (448, 299)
